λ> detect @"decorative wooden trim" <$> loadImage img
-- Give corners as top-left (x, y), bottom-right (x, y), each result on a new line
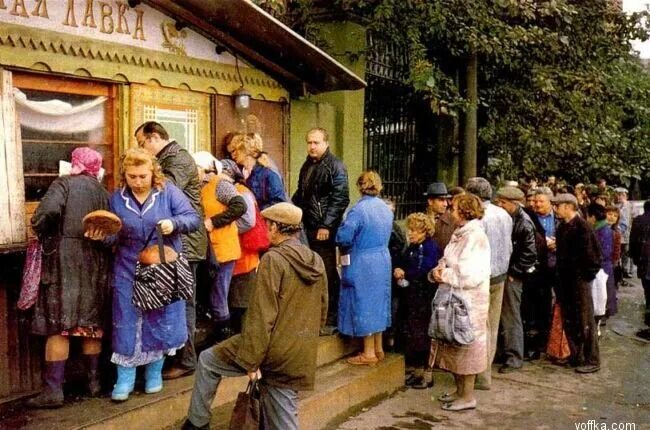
top-left (0, 23), bottom-right (288, 101)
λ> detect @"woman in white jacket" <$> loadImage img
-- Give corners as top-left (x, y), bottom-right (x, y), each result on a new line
top-left (429, 193), bottom-right (491, 411)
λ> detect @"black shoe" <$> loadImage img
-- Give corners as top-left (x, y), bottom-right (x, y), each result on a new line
top-left (409, 377), bottom-right (434, 389)
top-left (575, 364), bottom-right (600, 374)
top-left (498, 364), bottom-right (521, 374)
top-left (181, 419), bottom-right (209, 430)
top-left (405, 374), bottom-right (421, 386)
top-left (319, 325), bottom-right (338, 336)
top-left (26, 389), bottom-right (64, 409)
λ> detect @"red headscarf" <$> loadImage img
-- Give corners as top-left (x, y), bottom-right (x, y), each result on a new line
top-left (70, 147), bottom-right (103, 178)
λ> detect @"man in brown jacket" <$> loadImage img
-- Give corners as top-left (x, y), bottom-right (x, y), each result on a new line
top-left (183, 202), bottom-right (328, 430)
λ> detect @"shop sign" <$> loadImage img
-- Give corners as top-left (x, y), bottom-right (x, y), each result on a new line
top-left (0, 0), bottom-right (235, 63)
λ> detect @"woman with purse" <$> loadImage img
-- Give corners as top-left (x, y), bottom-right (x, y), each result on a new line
top-left (27, 147), bottom-right (111, 408)
top-left (336, 171), bottom-right (393, 365)
top-left (429, 193), bottom-right (490, 412)
top-left (88, 148), bottom-right (200, 401)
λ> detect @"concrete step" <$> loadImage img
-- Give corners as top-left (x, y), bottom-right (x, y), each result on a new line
top-left (205, 353), bottom-right (405, 430)
top-left (8, 335), bottom-right (363, 430)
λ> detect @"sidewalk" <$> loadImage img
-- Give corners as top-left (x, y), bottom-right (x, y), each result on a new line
top-left (333, 278), bottom-right (650, 430)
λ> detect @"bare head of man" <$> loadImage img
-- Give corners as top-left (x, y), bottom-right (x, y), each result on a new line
top-left (306, 128), bottom-right (329, 161)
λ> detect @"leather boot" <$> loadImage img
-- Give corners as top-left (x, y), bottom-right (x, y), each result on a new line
top-left (85, 354), bottom-right (101, 397)
top-left (26, 360), bottom-right (65, 409)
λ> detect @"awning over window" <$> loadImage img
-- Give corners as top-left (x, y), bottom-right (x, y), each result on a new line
top-left (142, 0), bottom-right (367, 94)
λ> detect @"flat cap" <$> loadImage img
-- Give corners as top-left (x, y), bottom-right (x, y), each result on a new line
top-left (261, 202), bottom-right (303, 226)
top-left (496, 186), bottom-right (525, 201)
top-left (614, 187), bottom-right (628, 194)
top-left (551, 193), bottom-right (578, 205)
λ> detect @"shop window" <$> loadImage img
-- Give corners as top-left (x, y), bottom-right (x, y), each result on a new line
top-left (142, 104), bottom-right (199, 153)
top-left (12, 73), bottom-right (116, 232)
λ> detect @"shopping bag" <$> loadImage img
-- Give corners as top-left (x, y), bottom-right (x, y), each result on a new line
top-left (229, 380), bottom-right (261, 430)
top-left (546, 302), bottom-right (571, 360)
top-left (18, 238), bottom-right (42, 310)
top-left (591, 269), bottom-right (608, 317)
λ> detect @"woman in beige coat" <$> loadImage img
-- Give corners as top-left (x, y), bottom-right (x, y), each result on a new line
top-left (429, 193), bottom-right (490, 411)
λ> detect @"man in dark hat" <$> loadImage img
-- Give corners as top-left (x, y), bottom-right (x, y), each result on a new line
top-left (183, 202), bottom-right (328, 430)
top-left (554, 193), bottom-right (602, 373)
top-left (425, 182), bottom-right (455, 250)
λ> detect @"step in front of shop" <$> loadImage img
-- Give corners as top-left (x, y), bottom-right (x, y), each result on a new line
top-left (199, 353), bottom-right (405, 430)
top-left (8, 335), bottom-right (364, 430)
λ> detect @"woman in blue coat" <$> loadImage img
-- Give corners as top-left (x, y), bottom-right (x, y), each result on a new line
top-left (336, 171), bottom-right (393, 365)
top-left (90, 148), bottom-right (200, 401)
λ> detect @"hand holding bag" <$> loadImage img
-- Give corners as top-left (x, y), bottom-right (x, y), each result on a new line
top-left (229, 379), bottom-right (261, 430)
top-left (428, 285), bottom-right (475, 346)
top-left (132, 225), bottom-right (193, 311)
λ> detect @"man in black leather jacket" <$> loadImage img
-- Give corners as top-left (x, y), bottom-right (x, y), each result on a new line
top-left (495, 186), bottom-right (537, 373)
top-left (292, 128), bottom-right (349, 333)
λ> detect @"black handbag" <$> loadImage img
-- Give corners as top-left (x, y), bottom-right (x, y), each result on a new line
top-left (132, 225), bottom-right (193, 311)
top-left (229, 380), bottom-right (261, 430)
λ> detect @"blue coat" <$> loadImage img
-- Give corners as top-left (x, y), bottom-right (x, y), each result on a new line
top-left (246, 163), bottom-right (286, 210)
top-left (109, 184), bottom-right (200, 356)
top-left (336, 196), bottom-right (393, 337)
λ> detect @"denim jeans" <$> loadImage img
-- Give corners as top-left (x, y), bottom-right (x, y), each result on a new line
top-left (187, 348), bottom-right (298, 429)
top-left (210, 261), bottom-right (236, 321)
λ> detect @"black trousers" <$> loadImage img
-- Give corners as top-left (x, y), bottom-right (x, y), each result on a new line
top-left (521, 270), bottom-right (554, 356)
top-left (308, 236), bottom-right (339, 326)
top-left (556, 274), bottom-right (600, 367)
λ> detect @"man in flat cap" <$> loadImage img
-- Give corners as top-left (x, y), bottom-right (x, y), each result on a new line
top-left (553, 193), bottom-right (602, 373)
top-left (615, 187), bottom-right (633, 281)
top-left (183, 202), bottom-right (328, 430)
top-left (495, 187), bottom-right (537, 373)
top-left (424, 182), bottom-right (455, 250)
top-left (465, 177), bottom-right (512, 389)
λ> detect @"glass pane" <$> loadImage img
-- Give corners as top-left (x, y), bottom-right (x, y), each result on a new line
top-left (143, 105), bottom-right (198, 153)
top-left (16, 88), bottom-right (110, 202)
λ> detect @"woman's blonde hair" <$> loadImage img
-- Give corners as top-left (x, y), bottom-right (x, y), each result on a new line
top-left (357, 170), bottom-right (383, 196)
top-left (120, 148), bottom-right (166, 190)
top-left (452, 193), bottom-right (484, 221)
top-left (228, 133), bottom-right (271, 168)
top-left (406, 212), bottom-right (435, 238)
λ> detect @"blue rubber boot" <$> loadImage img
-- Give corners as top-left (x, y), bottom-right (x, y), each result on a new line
top-left (144, 358), bottom-right (165, 394)
top-left (111, 366), bottom-right (136, 402)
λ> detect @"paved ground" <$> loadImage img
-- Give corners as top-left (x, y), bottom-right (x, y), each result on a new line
top-left (333, 278), bottom-right (650, 430)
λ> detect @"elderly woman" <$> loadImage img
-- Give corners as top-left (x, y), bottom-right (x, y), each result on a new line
top-left (27, 148), bottom-right (111, 408)
top-left (229, 134), bottom-right (286, 210)
top-left (429, 193), bottom-right (490, 412)
top-left (89, 148), bottom-right (200, 401)
top-left (336, 171), bottom-right (393, 365)
top-left (393, 212), bottom-right (441, 388)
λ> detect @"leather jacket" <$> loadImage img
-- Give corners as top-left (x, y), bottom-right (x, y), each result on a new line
top-left (509, 205), bottom-right (538, 278)
top-left (292, 149), bottom-right (349, 233)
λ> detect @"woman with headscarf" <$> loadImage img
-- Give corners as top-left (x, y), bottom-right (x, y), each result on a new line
top-left (336, 171), bottom-right (393, 365)
top-left (88, 148), bottom-right (200, 402)
top-left (229, 134), bottom-right (286, 210)
top-left (28, 147), bottom-right (111, 408)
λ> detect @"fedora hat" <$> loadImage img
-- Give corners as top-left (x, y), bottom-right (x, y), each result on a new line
top-left (424, 182), bottom-right (450, 198)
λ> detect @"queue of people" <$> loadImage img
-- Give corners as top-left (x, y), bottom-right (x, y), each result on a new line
top-left (24, 123), bottom-right (650, 425)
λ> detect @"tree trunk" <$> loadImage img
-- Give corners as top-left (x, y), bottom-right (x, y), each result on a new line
top-left (462, 53), bottom-right (478, 183)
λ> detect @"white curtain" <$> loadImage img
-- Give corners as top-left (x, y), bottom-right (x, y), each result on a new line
top-left (13, 89), bottom-right (107, 133)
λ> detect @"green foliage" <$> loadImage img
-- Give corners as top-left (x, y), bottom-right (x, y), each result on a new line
top-left (285, 0), bottom-right (650, 185)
